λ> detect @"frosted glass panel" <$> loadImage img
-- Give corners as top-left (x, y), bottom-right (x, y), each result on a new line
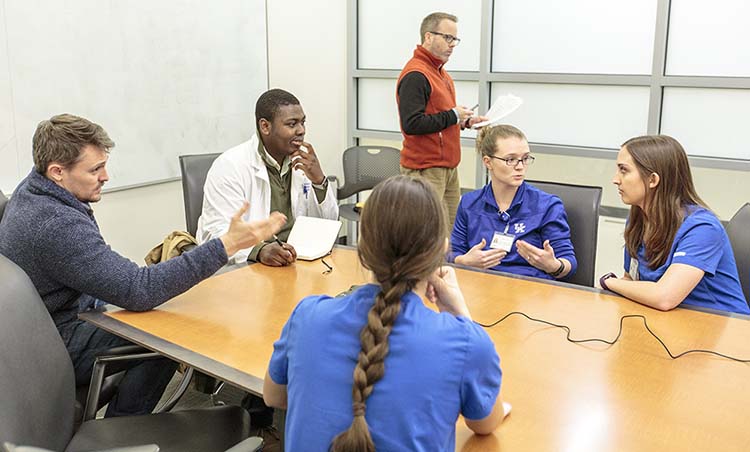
top-left (490, 83), bottom-right (650, 148)
top-left (358, 0), bottom-right (481, 71)
top-left (666, 0), bottom-right (750, 76)
top-left (358, 78), bottom-right (399, 132)
top-left (359, 78), bottom-right (478, 139)
top-left (661, 88), bottom-right (750, 160)
top-left (492, 0), bottom-right (656, 74)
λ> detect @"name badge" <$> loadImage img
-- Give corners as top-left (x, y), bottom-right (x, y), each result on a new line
top-left (628, 257), bottom-right (640, 281)
top-left (490, 231), bottom-right (515, 252)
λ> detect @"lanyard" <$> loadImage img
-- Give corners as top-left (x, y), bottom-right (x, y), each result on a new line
top-left (499, 210), bottom-right (510, 234)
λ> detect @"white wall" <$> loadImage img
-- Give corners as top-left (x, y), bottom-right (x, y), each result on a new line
top-left (94, 181), bottom-right (185, 263)
top-left (95, 0), bottom-right (349, 262)
top-left (266, 0), bottom-right (348, 180)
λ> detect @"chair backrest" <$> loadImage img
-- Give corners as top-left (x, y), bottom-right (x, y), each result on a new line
top-left (0, 255), bottom-right (76, 450)
top-left (726, 202), bottom-right (750, 305)
top-left (179, 153), bottom-right (221, 237)
top-left (0, 191), bottom-right (8, 223)
top-left (527, 180), bottom-right (603, 287)
top-left (338, 146), bottom-right (401, 200)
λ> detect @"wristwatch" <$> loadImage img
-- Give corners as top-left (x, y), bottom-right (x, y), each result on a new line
top-left (599, 272), bottom-right (617, 291)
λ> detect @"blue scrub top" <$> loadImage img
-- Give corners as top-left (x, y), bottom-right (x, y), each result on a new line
top-left (268, 284), bottom-right (502, 452)
top-left (450, 182), bottom-right (577, 280)
top-left (624, 206), bottom-right (749, 315)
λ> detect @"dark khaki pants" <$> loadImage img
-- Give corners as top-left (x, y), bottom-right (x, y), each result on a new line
top-left (400, 166), bottom-right (460, 230)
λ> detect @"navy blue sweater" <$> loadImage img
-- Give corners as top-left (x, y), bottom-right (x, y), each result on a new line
top-left (0, 170), bottom-right (228, 341)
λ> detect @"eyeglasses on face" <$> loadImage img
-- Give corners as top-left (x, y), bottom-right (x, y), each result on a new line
top-left (429, 31), bottom-right (461, 45)
top-left (488, 155), bottom-right (536, 167)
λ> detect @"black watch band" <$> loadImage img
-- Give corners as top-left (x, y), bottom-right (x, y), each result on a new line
top-left (547, 259), bottom-right (565, 278)
top-left (599, 272), bottom-right (617, 291)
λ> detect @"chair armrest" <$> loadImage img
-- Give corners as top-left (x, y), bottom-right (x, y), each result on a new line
top-left (327, 175), bottom-right (344, 200)
top-left (154, 366), bottom-right (194, 413)
top-left (3, 444), bottom-right (159, 452)
top-left (83, 350), bottom-right (164, 421)
top-left (223, 437), bottom-right (263, 452)
top-left (98, 446), bottom-right (160, 452)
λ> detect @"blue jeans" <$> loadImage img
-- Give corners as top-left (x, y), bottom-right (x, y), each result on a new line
top-left (65, 319), bottom-right (178, 417)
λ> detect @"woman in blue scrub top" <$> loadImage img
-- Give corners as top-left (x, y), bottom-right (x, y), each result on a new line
top-left (263, 176), bottom-right (511, 452)
top-left (451, 124), bottom-right (577, 280)
top-left (600, 135), bottom-right (749, 315)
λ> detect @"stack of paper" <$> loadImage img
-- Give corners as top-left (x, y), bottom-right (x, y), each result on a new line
top-left (472, 94), bottom-right (523, 128)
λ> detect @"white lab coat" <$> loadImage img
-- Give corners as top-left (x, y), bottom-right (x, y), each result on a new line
top-left (196, 134), bottom-right (339, 263)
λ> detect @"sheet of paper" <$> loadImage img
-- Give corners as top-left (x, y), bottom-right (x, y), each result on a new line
top-left (286, 216), bottom-right (342, 261)
top-left (472, 94), bottom-right (523, 128)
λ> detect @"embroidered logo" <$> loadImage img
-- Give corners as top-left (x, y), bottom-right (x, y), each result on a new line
top-left (514, 223), bottom-right (526, 234)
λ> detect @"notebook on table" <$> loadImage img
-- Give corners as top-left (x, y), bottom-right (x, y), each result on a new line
top-left (286, 216), bottom-right (343, 260)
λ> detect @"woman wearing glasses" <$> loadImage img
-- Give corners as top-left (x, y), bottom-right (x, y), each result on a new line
top-left (600, 135), bottom-right (748, 314)
top-left (263, 176), bottom-right (510, 451)
top-left (450, 125), bottom-right (577, 280)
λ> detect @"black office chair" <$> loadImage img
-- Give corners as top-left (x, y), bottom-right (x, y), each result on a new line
top-left (0, 190), bottom-right (8, 223)
top-left (527, 180), bottom-right (603, 287)
top-left (0, 254), bottom-right (261, 452)
top-left (179, 153), bottom-right (222, 237)
top-left (331, 146), bottom-right (401, 242)
top-left (726, 202), bottom-right (750, 305)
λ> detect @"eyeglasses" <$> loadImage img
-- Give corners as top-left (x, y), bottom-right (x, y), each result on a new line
top-left (489, 155), bottom-right (536, 167)
top-left (429, 31), bottom-right (461, 45)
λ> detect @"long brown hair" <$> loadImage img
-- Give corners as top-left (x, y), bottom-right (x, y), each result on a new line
top-left (622, 135), bottom-right (708, 268)
top-left (330, 175), bottom-right (447, 452)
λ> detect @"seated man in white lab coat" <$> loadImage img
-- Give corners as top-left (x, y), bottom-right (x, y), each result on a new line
top-left (197, 88), bottom-right (339, 266)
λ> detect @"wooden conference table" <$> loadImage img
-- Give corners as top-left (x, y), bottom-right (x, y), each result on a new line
top-left (81, 247), bottom-right (750, 451)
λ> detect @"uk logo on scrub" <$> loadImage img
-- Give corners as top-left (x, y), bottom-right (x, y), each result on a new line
top-left (514, 223), bottom-right (526, 234)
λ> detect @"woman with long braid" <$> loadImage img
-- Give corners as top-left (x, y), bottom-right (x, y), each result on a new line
top-left (263, 175), bottom-right (510, 451)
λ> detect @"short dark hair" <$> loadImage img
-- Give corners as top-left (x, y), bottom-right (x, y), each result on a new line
top-left (420, 12), bottom-right (458, 43)
top-left (32, 113), bottom-right (115, 174)
top-left (255, 88), bottom-right (301, 126)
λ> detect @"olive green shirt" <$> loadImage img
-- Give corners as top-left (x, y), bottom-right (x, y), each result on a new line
top-left (247, 139), bottom-right (328, 262)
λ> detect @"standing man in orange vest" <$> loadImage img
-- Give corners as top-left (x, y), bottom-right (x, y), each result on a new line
top-left (397, 12), bottom-right (487, 228)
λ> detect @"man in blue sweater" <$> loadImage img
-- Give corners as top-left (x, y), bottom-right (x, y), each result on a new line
top-left (0, 113), bottom-right (285, 417)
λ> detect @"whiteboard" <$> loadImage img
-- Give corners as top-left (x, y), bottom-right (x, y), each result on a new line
top-left (489, 82), bottom-right (650, 149)
top-left (666, 0), bottom-right (750, 77)
top-left (492, 0), bottom-right (657, 74)
top-left (661, 87), bottom-right (750, 160)
top-left (358, 0), bottom-right (482, 71)
top-left (0, 0), bottom-right (268, 193)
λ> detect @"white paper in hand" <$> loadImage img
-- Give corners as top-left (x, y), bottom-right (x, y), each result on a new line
top-left (472, 94), bottom-right (523, 128)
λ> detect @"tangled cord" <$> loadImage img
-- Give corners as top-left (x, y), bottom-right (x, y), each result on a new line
top-left (476, 312), bottom-right (750, 362)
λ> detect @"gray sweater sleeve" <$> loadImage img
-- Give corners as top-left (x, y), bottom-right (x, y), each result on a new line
top-left (35, 214), bottom-right (228, 312)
